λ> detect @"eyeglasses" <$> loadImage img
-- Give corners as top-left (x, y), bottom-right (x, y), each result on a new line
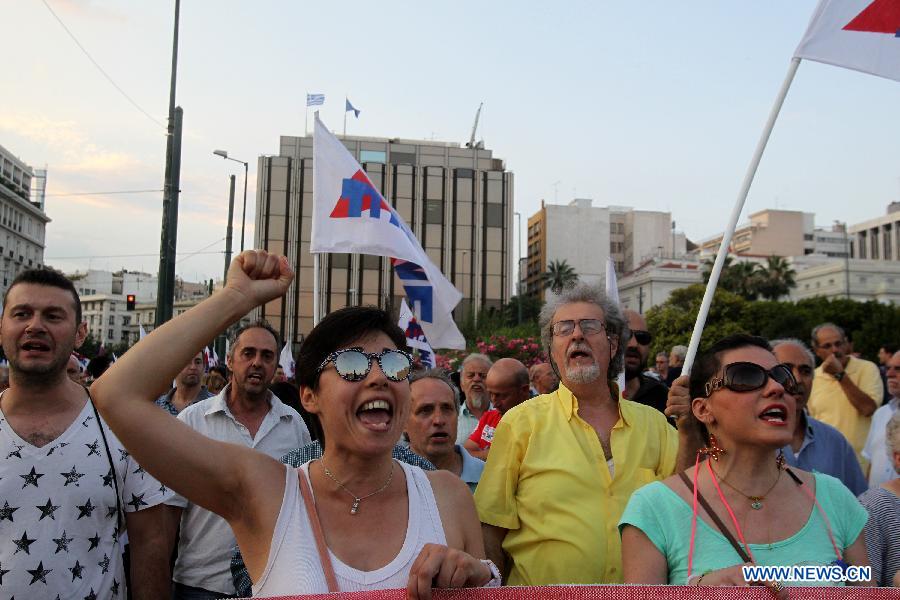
top-left (631, 330), bottom-right (652, 345)
top-left (704, 362), bottom-right (798, 397)
top-left (551, 319), bottom-right (606, 337)
top-left (317, 348), bottom-right (413, 382)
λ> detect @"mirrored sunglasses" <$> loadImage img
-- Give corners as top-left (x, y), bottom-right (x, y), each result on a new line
top-left (704, 362), bottom-right (798, 397)
top-left (317, 348), bottom-right (413, 382)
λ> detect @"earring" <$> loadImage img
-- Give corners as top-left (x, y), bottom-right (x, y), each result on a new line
top-left (699, 433), bottom-right (726, 461)
top-left (776, 449), bottom-right (786, 471)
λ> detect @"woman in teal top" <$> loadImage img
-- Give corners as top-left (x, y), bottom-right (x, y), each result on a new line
top-left (619, 334), bottom-right (870, 595)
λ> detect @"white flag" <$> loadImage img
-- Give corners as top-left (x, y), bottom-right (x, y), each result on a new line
top-left (212, 346), bottom-right (221, 369)
top-left (311, 115), bottom-right (465, 349)
top-left (795, 0), bottom-right (900, 82)
top-left (398, 298), bottom-right (436, 369)
top-left (605, 257), bottom-right (626, 392)
top-left (279, 343), bottom-right (296, 379)
top-left (139, 324), bottom-right (148, 340)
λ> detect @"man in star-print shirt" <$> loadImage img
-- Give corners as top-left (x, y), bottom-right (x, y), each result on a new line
top-left (0, 268), bottom-right (175, 599)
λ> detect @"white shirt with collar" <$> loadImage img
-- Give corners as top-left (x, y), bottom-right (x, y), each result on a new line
top-left (863, 396), bottom-right (899, 488)
top-left (168, 384), bottom-right (312, 594)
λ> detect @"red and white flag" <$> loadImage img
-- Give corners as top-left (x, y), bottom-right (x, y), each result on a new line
top-left (795, 0), bottom-right (900, 82)
top-left (311, 115), bottom-right (465, 349)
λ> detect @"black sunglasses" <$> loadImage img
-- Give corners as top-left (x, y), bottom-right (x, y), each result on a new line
top-left (317, 348), bottom-right (413, 382)
top-left (704, 362), bottom-right (798, 397)
top-left (631, 330), bottom-right (652, 345)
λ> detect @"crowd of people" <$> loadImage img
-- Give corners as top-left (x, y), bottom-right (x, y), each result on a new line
top-left (0, 249), bottom-right (897, 599)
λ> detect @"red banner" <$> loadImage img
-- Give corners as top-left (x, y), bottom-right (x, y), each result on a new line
top-left (251, 585), bottom-right (900, 600)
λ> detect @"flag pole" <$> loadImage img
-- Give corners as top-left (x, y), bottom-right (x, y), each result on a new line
top-left (343, 95), bottom-right (347, 137)
top-left (305, 91), bottom-right (309, 136)
top-left (682, 57), bottom-right (801, 377)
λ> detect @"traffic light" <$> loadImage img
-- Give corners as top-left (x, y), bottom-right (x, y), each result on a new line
top-left (126, 294), bottom-right (136, 311)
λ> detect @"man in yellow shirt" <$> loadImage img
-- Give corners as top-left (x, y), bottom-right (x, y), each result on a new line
top-left (475, 284), bottom-right (692, 585)
top-left (807, 322), bottom-right (883, 466)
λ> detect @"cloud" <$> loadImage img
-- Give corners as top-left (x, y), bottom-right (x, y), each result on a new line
top-left (0, 113), bottom-right (144, 175)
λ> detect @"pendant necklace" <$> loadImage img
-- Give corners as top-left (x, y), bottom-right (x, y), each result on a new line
top-left (320, 459), bottom-right (395, 515)
top-left (717, 469), bottom-right (782, 510)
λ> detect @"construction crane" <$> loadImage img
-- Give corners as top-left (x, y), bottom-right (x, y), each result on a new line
top-left (467, 102), bottom-right (483, 148)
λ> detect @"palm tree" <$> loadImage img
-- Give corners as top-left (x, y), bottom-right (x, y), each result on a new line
top-left (756, 255), bottom-right (797, 301)
top-left (542, 259), bottom-right (579, 294)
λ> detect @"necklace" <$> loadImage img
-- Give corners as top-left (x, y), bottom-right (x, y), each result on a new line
top-left (320, 459), bottom-right (395, 515)
top-left (716, 468), bottom-right (781, 510)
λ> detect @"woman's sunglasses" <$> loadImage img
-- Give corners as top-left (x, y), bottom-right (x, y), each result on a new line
top-left (704, 362), bottom-right (798, 397)
top-left (317, 348), bottom-right (413, 382)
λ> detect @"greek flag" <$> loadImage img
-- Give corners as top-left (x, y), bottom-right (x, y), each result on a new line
top-left (307, 93), bottom-right (325, 107)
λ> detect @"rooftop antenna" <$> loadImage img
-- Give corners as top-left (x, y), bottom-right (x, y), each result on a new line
top-left (467, 102), bottom-right (483, 148)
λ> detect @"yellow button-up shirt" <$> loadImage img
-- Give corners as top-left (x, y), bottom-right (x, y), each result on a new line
top-left (474, 383), bottom-right (678, 585)
top-left (808, 355), bottom-right (883, 466)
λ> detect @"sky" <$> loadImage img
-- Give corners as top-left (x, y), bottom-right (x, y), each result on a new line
top-left (3, 0), bottom-right (900, 285)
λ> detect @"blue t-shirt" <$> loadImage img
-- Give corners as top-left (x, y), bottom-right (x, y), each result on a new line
top-left (619, 472), bottom-right (868, 586)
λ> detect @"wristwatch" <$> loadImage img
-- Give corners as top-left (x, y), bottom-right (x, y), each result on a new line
top-left (834, 371), bottom-right (846, 382)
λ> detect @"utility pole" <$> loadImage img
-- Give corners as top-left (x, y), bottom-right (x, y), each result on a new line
top-left (224, 175), bottom-right (236, 282)
top-left (155, 0), bottom-right (182, 328)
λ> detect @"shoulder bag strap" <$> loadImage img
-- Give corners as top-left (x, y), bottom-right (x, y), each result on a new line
top-left (88, 394), bottom-right (123, 532)
top-left (678, 471), bottom-right (752, 563)
top-left (297, 467), bottom-right (339, 593)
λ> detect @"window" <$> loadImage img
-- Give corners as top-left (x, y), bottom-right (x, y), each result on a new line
top-left (389, 152), bottom-right (416, 165)
top-left (108, 316), bottom-right (114, 325)
top-left (108, 329), bottom-right (114, 340)
top-left (425, 199), bottom-right (443, 224)
top-left (122, 316), bottom-right (131, 325)
top-left (362, 255), bottom-right (381, 270)
top-left (331, 254), bottom-right (350, 269)
top-left (360, 150), bottom-right (386, 164)
top-left (485, 203), bottom-right (503, 227)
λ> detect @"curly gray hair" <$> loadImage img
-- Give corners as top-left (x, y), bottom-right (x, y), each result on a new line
top-left (538, 283), bottom-right (629, 384)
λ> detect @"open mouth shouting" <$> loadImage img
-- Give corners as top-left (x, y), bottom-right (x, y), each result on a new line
top-left (759, 404), bottom-right (789, 426)
top-left (20, 339), bottom-right (51, 356)
top-left (357, 399), bottom-right (393, 432)
top-left (567, 343), bottom-right (594, 363)
top-left (245, 371), bottom-right (266, 386)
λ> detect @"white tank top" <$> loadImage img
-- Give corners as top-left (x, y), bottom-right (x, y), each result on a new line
top-left (253, 460), bottom-right (447, 596)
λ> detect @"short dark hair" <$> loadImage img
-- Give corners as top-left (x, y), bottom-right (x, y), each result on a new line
top-left (3, 268), bottom-right (82, 325)
top-left (295, 306), bottom-right (407, 391)
top-left (880, 343), bottom-right (898, 354)
top-left (688, 333), bottom-right (772, 442)
top-left (228, 320), bottom-right (280, 358)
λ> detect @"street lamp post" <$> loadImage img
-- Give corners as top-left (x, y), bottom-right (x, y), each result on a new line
top-left (514, 211), bottom-right (523, 324)
top-left (213, 150), bottom-right (249, 252)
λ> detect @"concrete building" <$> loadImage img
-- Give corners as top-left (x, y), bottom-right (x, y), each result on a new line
top-left (849, 202), bottom-right (900, 262)
top-left (789, 257), bottom-right (900, 304)
top-left (69, 269), bottom-right (209, 345)
top-left (255, 133), bottom-right (513, 345)
top-left (617, 257), bottom-right (704, 312)
top-left (697, 209), bottom-right (851, 260)
top-left (0, 144), bottom-right (50, 296)
top-left (525, 199), bottom-right (684, 301)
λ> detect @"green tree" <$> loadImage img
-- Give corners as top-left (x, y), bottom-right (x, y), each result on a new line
top-left (702, 255), bottom-right (761, 301)
top-left (756, 255), bottom-right (797, 301)
top-left (502, 294), bottom-right (543, 326)
top-left (542, 259), bottom-right (578, 294)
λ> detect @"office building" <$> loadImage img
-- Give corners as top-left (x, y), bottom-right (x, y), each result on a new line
top-left (525, 199), bottom-right (684, 301)
top-left (0, 144), bottom-right (50, 296)
top-left (849, 202), bottom-right (900, 262)
top-left (255, 134), bottom-right (514, 345)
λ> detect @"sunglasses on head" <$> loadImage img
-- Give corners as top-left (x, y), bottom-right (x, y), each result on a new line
top-left (631, 330), bottom-right (652, 345)
top-left (317, 348), bottom-right (413, 382)
top-left (704, 362), bottom-right (798, 397)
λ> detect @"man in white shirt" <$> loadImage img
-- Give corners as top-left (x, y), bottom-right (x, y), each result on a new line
top-left (863, 350), bottom-right (900, 488)
top-left (168, 321), bottom-right (311, 599)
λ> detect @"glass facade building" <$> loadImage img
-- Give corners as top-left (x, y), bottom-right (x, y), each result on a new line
top-left (254, 134), bottom-right (513, 346)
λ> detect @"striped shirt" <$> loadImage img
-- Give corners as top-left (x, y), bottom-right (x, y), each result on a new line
top-left (858, 486), bottom-right (900, 587)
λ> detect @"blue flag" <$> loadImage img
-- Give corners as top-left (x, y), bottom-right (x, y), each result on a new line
top-left (345, 98), bottom-right (360, 118)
